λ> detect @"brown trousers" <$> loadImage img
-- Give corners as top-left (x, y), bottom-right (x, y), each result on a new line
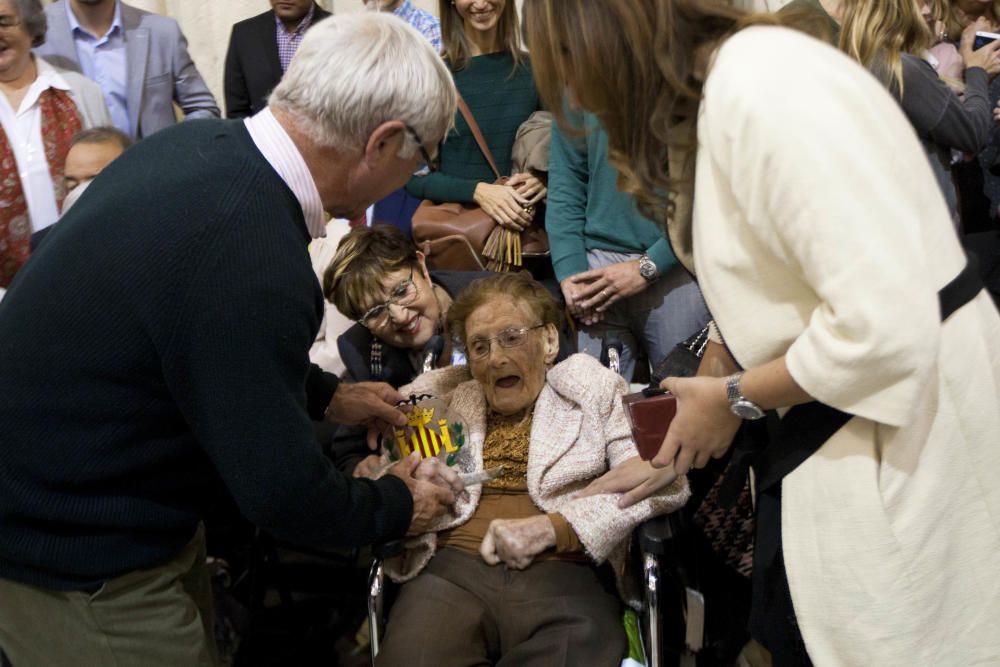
top-left (0, 524), bottom-right (218, 667)
top-left (375, 548), bottom-right (626, 667)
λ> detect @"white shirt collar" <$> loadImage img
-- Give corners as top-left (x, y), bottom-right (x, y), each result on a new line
top-left (244, 108), bottom-right (326, 239)
top-left (14, 57), bottom-right (73, 114)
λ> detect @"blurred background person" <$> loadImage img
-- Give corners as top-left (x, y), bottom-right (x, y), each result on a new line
top-left (364, 0), bottom-right (441, 52)
top-left (224, 0), bottom-right (330, 119)
top-left (0, 0), bottom-right (110, 289)
top-left (405, 0), bottom-right (545, 237)
top-left (36, 0), bottom-right (219, 139)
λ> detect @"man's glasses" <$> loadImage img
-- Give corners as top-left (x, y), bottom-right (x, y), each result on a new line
top-left (405, 124), bottom-right (439, 177)
top-left (466, 324), bottom-right (545, 360)
top-left (359, 268), bottom-right (420, 329)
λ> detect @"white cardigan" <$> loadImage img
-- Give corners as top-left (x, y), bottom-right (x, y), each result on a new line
top-left (693, 27), bottom-right (1000, 666)
top-left (384, 353), bottom-right (690, 605)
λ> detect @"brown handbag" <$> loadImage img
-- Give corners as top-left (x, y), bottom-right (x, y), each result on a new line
top-left (411, 97), bottom-right (548, 272)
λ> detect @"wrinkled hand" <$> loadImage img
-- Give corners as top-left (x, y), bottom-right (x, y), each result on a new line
top-left (507, 172), bottom-right (547, 206)
top-left (352, 454), bottom-right (383, 479)
top-left (480, 516), bottom-right (555, 570)
top-left (324, 381), bottom-right (407, 450)
top-left (652, 376), bottom-right (741, 475)
top-left (387, 453), bottom-right (457, 536)
top-left (474, 182), bottom-right (532, 230)
top-left (573, 456), bottom-right (679, 508)
top-left (961, 18), bottom-right (1000, 76)
top-left (413, 456), bottom-right (466, 499)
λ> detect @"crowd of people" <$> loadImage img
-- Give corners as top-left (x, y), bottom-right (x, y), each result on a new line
top-left (0, 1), bottom-right (998, 666)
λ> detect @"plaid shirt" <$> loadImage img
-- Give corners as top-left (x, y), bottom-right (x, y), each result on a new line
top-left (275, 4), bottom-right (316, 72)
top-left (394, 0), bottom-right (442, 52)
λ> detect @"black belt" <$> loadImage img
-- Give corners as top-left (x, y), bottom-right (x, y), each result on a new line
top-left (720, 254), bottom-right (983, 505)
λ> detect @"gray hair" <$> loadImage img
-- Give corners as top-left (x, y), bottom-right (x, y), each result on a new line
top-left (14, 0), bottom-right (46, 47)
top-left (69, 126), bottom-right (133, 151)
top-left (269, 12), bottom-right (457, 157)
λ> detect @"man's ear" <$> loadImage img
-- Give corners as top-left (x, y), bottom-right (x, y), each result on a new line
top-left (542, 323), bottom-right (560, 365)
top-left (364, 120), bottom-right (407, 165)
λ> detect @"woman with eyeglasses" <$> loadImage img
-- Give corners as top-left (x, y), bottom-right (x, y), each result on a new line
top-left (371, 271), bottom-right (688, 666)
top-left (405, 0), bottom-right (545, 232)
top-left (321, 225), bottom-right (572, 477)
top-left (0, 0), bottom-right (110, 290)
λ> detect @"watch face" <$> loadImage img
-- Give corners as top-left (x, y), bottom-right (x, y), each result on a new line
top-left (639, 260), bottom-right (657, 280)
top-left (731, 400), bottom-right (765, 420)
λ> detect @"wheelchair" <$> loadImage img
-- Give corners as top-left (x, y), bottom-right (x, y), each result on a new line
top-left (365, 339), bottom-right (712, 667)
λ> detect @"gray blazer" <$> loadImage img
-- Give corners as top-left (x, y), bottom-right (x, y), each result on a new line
top-left (35, 0), bottom-right (220, 139)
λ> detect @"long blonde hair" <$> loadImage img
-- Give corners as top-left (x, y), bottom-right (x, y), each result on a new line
top-left (438, 0), bottom-right (526, 72)
top-left (524, 0), bottom-right (771, 224)
top-left (839, 0), bottom-right (933, 94)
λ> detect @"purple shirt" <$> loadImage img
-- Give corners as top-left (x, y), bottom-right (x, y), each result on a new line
top-left (275, 4), bottom-right (316, 72)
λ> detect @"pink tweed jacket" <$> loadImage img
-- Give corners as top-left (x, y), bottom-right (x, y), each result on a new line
top-left (385, 353), bottom-right (690, 604)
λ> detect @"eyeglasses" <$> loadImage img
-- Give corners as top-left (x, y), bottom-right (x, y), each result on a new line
top-left (405, 124), bottom-right (439, 177)
top-left (466, 324), bottom-right (545, 360)
top-left (0, 15), bottom-right (22, 29)
top-left (359, 268), bottom-right (420, 329)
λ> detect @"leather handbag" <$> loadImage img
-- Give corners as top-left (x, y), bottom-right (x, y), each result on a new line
top-left (411, 98), bottom-right (547, 272)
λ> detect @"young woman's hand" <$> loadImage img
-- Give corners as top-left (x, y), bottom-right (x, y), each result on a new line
top-left (474, 182), bottom-right (533, 230)
top-left (960, 18), bottom-right (1000, 76)
top-left (508, 172), bottom-right (548, 206)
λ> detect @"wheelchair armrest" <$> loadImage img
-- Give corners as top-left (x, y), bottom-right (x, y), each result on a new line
top-left (374, 540), bottom-right (404, 560)
top-left (638, 513), bottom-right (680, 557)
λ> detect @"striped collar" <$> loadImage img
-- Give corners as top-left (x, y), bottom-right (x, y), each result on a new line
top-left (244, 108), bottom-right (326, 239)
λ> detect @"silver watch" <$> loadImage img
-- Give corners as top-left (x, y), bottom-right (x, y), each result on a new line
top-left (638, 254), bottom-right (659, 282)
top-left (726, 372), bottom-right (765, 420)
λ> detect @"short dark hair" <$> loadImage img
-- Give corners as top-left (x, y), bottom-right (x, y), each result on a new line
top-left (14, 0), bottom-right (47, 48)
top-left (69, 126), bottom-right (133, 152)
top-left (323, 224), bottom-right (421, 320)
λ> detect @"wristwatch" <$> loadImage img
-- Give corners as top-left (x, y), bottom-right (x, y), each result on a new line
top-left (726, 372), bottom-right (765, 420)
top-left (638, 254), bottom-right (659, 282)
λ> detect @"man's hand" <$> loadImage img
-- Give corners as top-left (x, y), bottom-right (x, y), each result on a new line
top-left (324, 381), bottom-right (407, 450)
top-left (479, 516), bottom-right (555, 570)
top-left (387, 453), bottom-right (457, 536)
top-left (653, 376), bottom-right (741, 475)
top-left (573, 456), bottom-right (678, 508)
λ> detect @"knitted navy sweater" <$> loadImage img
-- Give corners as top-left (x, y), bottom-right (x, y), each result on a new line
top-left (0, 120), bottom-right (412, 590)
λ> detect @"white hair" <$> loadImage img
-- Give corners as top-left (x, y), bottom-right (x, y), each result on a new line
top-left (269, 12), bottom-right (457, 157)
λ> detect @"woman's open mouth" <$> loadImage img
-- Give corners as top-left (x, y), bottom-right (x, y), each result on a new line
top-left (398, 317), bottom-right (421, 336)
top-left (495, 375), bottom-right (520, 389)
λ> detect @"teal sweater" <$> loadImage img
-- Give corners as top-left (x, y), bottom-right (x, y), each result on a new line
top-left (0, 120), bottom-right (412, 590)
top-left (547, 110), bottom-right (677, 283)
top-left (406, 52), bottom-right (539, 204)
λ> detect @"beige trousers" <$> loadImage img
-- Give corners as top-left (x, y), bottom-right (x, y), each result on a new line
top-left (0, 524), bottom-right (218, 667)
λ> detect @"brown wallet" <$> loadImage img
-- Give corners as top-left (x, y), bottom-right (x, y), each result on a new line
top-left (621, 388), bottom-right (677, 460)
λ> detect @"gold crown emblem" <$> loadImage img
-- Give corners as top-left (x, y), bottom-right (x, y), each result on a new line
top-left (406, 407), bottom-right (435, 427)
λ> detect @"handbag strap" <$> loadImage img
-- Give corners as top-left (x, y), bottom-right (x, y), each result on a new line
top-left (457, 96), bottom-right (503, 181)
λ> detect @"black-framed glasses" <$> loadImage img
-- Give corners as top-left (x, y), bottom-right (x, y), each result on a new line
top-left (359, 268), bottom-right (420, 329)
top-left (405, 124), bottom-right (439, 176)
top-left (465, 324), bottom-right (545, 360)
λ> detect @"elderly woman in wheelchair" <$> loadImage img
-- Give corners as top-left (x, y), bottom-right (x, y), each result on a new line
top-left (374, 272), bottom-right (689, 667)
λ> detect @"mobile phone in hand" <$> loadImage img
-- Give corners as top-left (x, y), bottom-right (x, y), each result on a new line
top-left (974, 31), bottom-right (1000, 50)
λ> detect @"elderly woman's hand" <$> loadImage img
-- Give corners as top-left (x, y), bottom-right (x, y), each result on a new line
top-left (480, 516), bottom-right (556, 569)
top-left (473, 182), bottom-right (533, 231)
top-left (413, 455), bottom-right (466, 498)
top-left (573, 456), bottom-right (679, 508)
top-left (653, 376), bottom-right (741, 475)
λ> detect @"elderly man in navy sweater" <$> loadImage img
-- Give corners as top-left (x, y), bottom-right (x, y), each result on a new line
top-left (0, 14), bottom-right (457, 667)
